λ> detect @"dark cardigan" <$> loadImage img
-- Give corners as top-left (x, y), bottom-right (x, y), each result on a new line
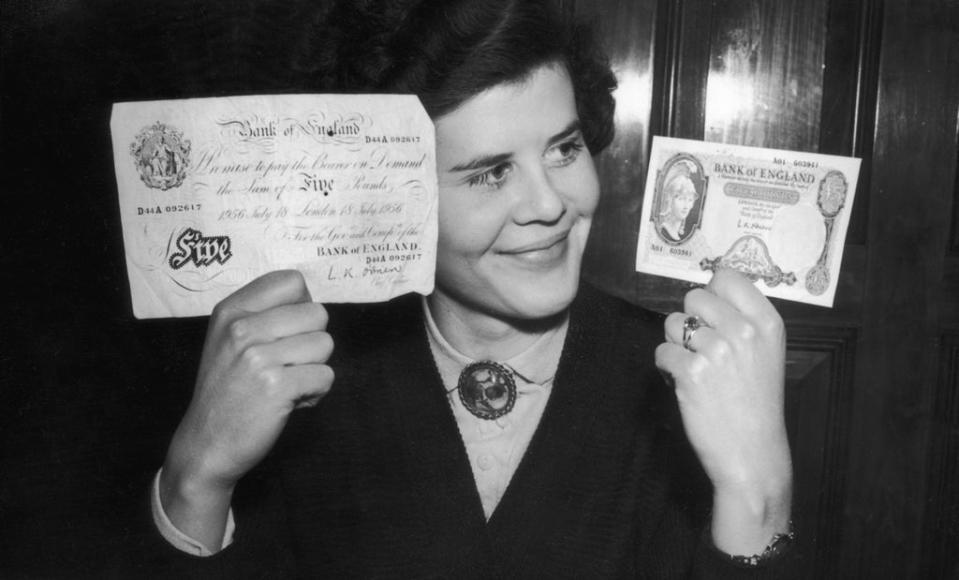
top-left (129, 284), bottom-right (802, 579)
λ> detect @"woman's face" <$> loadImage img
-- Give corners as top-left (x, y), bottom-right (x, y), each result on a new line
top-left (432, 63), bottom-right (599, 322)
top-left (670, 183), bottom-right (696, 221)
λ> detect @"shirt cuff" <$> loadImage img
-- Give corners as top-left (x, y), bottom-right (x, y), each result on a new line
top-left (151, 469), bottom-right (235, 556)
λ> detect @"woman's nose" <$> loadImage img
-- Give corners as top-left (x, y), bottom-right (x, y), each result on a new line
top-left (513, 169), bottom-right (566, 225)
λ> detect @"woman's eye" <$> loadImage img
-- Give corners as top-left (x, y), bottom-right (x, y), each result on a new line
top-left (545, 136), bottom-right (585, 167)
top-left (467, 163), bottom-right (512, 190)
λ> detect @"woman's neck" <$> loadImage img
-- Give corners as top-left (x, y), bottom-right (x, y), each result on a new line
top-left (426, 291), bottom-right (568, 361)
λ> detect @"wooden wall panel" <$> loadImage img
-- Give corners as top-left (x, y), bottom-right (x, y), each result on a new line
top-left (657, 0), bottom-right (713, 140)
top-left (576, 0), bottom-right (659, 304)
top-left (952, 145), bottom-right (959, 253)
top-left (702, 0), bottom-right (828, 151)
top-left (921, 333), bottom-right (959, 579)
top-left (920, 90), bottom-right (959, 580)
top-left (819, 0), bottom-right (883, 244)
top-left (840, 0), bottom-right (959, 576)
top-left (785, 326), bottom-right (857, 579)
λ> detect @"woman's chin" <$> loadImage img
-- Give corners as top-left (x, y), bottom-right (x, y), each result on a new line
top-left (497, 275), bottom-right (580, 321)
top-left (493, 254), bottom-right (583, 319)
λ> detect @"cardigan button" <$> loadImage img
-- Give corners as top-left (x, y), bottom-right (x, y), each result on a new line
top-left (478, 454), bottom-right (494, 471)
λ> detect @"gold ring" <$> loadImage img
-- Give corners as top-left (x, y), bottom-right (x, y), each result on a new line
top-left (682, 316), bottom-right (706, 350)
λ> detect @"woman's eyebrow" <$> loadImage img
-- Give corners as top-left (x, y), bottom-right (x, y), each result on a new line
top-left (449, 152), bottom-right (512, 173)
top-left (447, 120), bottom-right (582, 173)
top-left (546, 120), bottom-right (582, 147)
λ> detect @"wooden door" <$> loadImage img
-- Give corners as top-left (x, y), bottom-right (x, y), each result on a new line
top-left (569, 0), bottom-right (959, 577)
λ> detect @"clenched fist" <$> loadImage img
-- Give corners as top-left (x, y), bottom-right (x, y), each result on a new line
top-left (160, 270), bottom-right (334, 551)
top-left (656, 269), bottom-right (792, 555)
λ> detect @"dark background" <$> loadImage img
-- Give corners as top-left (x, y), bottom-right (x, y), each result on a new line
top-left (1, 2), bottom-right (327, 576)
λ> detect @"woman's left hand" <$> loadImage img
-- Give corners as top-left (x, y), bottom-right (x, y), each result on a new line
top-left (656, 268), bottom-right (792, 555)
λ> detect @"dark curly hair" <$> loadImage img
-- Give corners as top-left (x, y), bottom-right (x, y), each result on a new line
top-left (293, 0), bottom-right (617, 154)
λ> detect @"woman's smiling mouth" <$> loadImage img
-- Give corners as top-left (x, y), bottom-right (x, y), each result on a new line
top-left (498, 230), bottom-right (571, 265)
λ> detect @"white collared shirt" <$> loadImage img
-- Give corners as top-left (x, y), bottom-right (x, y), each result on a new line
top-left (422, 297), bottom-right (567, 519)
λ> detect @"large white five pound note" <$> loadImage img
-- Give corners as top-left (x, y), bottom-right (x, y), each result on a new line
top-left (111, 95), bottom-right (437, 318)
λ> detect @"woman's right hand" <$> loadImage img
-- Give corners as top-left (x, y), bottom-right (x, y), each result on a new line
top-left (159, 270), bottom-right (334, 550)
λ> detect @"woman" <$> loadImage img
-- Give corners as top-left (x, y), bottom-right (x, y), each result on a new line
top-left (148, 1), bottom-right (796, 577)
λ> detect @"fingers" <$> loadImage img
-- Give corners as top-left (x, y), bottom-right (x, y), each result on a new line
top-left (234, 334), bottom-right (335, 407)
top-left (665, 277), bottom-right (783, 365)
top-left (670, 269), bottom-right (782, 350)
top-left (655, 341), bottom-right (708, 397)
top-left (215, 270), bottom-right (312, 319)
top-left (207, 270), bottom-right (328, 357)
top-left (656, 341), bottom-right (691, 376)
top-left (227, 360), bottom-right (334, 410)
top-left (663, 311), bottom-right (715, 353)
top-left (704, 268), bottom-right (778, 322)
top-left (285, 364), bottom-right (335, 407)
top-left (243, 331), bottom-right (334, 368)
top-left (662, 313), bottom-right (733, 379)
top-left (683, 285), bottom-right (742, 332)
top-left (200, 270), bottom-right (335, 410)
top-left (288, 364), bottom-right (336, 409)
top-left (221, 302), bottom-right (329, 352)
